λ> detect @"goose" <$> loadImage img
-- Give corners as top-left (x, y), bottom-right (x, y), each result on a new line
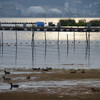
top-left (4, 70), bottom-right (10, 75)
top-left (3, 76), bottom-right (11, 81)
top-left (91, 88), bottom-right (99, 92)
top-left (10, 83), bottom-right (19, 89)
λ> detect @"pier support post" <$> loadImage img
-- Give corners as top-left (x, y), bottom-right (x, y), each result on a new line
top-left (67, 34), bottom-right (69, 46)
top-left (31, 24), bottom-right (35, 46)
top-left (0, 33), bottom-right (1, 45)
top-left (15, 24), bottom-right (17, 46)
top-left (73, 32), bottom-right (75, 45)
top-left (1, 32), bottom-right (3, 46)
top-left (88, 32), bottom-right (90, 46)
top-left (57, 31), bottom-right (60, 45)
top-left (44, 30), bottom-right (47, 46)
top-left (66, 34), bottom-right (69, 58)
top-left (86, 32), bottom-right (88, 46)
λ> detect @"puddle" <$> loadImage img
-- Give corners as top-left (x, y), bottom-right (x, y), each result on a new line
top-left (0, 79), bottom-right (100, 94)
top-left (18, 80), bottom-right (100, 89)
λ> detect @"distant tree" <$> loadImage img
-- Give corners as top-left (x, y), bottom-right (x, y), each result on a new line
top-left (90, 20), bottom-right (100, 26)
top-left (59, 19), bottom-right (76, 26)
top-left (78, 19), bottom-right (86, 23)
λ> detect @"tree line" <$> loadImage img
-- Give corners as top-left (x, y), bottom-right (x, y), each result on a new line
top-left (59, 19), bottom-right (100, 26)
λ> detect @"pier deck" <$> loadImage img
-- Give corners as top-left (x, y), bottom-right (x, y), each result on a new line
top-left (0, 26), bottom-right (100, 32)
top-left (0, 22), bottom-right (100, 32)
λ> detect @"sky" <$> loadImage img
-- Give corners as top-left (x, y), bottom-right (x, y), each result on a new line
top-left (0, 0), bottom-right (100, 17)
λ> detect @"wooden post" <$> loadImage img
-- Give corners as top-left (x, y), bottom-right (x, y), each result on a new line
top-left (15, 24), bottom-right (17, 46)
top-left (0, 34), bottom-right (1, 46)
top-left (73, 32), bottom-right (75, 45)
top-left (88, 32), bottom-right (90, 46)
top-left (31, 24), bottom-right (35, 46)
top-left (44, 30), bottom-right (47, 46)
top-left (86, 32), bottom-right (88, 45)
top-left (67, 34), bottom-right (69, 46)
top-left (1, 32), bottom-right (3, 46)
top-left (57, 23), bottom-right (61, 46)
top-left (57, 31), bottom-right (59, 45)
top-left (66, 34), bottom-right (69, 58)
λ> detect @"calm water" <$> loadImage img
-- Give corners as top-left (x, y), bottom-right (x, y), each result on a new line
top-left (0, 18), bottom-right (100, 69)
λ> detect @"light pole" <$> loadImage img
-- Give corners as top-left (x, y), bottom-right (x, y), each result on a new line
top-left (43, 14), bottom-right (46, 26)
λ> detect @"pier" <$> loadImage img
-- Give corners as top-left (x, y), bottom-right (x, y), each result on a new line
top-left (0, 22), bottom-right (100, 32)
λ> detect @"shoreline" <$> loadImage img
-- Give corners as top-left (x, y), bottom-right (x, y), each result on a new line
top-left (0, 68), bottom-right (100, 100)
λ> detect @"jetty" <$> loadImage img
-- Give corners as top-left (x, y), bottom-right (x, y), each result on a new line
top-left (0, 22), bottom-right (100, 32)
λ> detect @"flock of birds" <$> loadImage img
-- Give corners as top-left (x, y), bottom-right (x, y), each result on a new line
top-left (3, 67), bottom-right (52, 89)
top-left (2, 69), bottom-right (100, 93)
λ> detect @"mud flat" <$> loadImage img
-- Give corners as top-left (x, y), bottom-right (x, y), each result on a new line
top-left (0, 68), bottom-right (100, 100)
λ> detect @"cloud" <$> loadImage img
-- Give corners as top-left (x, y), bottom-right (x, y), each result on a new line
top-left (27, 6), bottom-right (46, 15)
top-left (48, 8), bottom-right (62, 14)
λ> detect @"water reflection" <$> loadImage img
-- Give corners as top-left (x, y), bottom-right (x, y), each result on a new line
top-left (57, 45), bottom-right (60, 64)
top-left (85, 45), bottom-right (90, 67)
top-left (66, 44), bottom-right (69, 59)
top-left (44, 45), bottom-right (47, 65)
top-left (32, 45), bottom-right (35, 68)
top-left (15, 45), bottom-right (17, 65)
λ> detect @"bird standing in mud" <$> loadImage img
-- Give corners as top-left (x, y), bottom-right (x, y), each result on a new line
top-left (10, 83), bottom-right (19, 89)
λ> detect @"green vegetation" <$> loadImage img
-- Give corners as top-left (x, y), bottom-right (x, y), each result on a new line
top-left (59, 19), bottom-right (100, 26)
top-left (90, 20), bottom-right (100, 26)
top-left (60, 19), bottom-right (76, 26)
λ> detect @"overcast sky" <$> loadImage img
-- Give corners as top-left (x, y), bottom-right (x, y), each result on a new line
top-left (0, 0), bottom-right (65, 7)
top-left (0, 0), bottom-right (100, 17)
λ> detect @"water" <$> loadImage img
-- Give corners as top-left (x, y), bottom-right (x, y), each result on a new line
top-left (0, 18), bottom-right (100, 69)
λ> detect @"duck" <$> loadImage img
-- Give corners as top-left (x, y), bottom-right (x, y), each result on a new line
top-left (46, 67), bottom-right (52, 70)
top-left (3, 76), bottom-right (11, 81)
top-left (81, 69), bottom-right (85, 73)
top-left (4, 70), bottom-right (10, 75)
top-left (32, 68), bottom-right (40, 70)
top-left (91, 88), bottom-right (99, 92)
top-left (26, 76), bottom-right (30, 80)
top-left (10, 83), bottom-right (19, 89)
top-left (42, 68), bottom-right (48, 71)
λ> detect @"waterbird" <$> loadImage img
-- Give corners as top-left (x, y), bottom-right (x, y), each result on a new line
top-left (91, 88), bottom-right (100, 92)
top-left (10, 83), bottom-right (19, 89)
top-left (3, 76), bottom-right (11, 81)
top-left (46, 67), bottom-right (52, 70)
top-left (42, 68), bottom-right (48, 71)
top-left (32, 68), bottom-right (40, 70)
top-left (81, 69), bottom-right (85, 73)
top-left (4, 70), bottom-right (10, 75)
top-left (26, 76), bottom-right (30, 80)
